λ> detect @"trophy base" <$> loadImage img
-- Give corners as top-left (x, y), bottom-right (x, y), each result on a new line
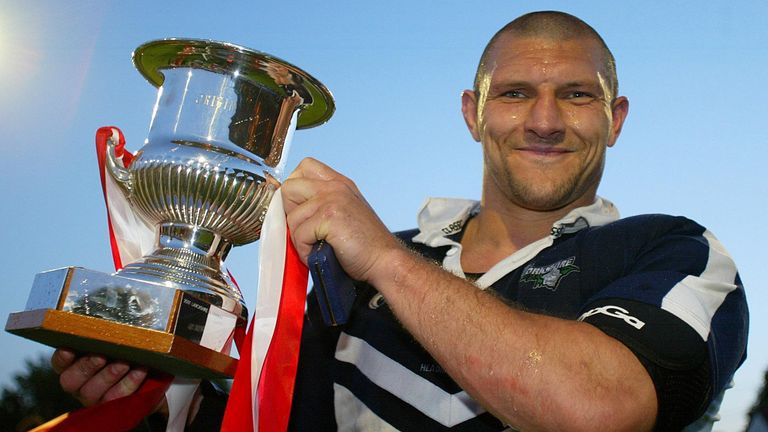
top-left (6, 266), bottom-right (244, 379)
top-left (6, 309), bottom-right (237, 379)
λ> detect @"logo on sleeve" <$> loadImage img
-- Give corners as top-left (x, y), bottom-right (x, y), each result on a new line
top-left (578, 305), bottom-right (646, 330)
top-left (520, 257), bottom-right (580, 291)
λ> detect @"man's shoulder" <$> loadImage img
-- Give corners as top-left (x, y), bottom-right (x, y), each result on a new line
top-left (592, 213), bottom-right (708, 238)
top-left (557, 214), bottom-right (717, 271)
top-left (611, 212), bottom-right (701, 227)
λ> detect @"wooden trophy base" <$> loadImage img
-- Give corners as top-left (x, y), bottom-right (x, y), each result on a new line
top-left (6, 309), bottom-right (237, 379)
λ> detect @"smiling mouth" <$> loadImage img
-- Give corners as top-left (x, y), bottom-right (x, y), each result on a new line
top-left (517, 147), bottom-right (573, 157)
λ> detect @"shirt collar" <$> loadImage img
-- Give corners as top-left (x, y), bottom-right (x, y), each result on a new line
top-left (411, 196), bottom-right (620, 248)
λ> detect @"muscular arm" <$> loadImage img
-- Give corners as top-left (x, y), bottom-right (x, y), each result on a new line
top-left (373, 247), bottom-right (656, 431)
top-left (282, 158), bottom-right (656, 432)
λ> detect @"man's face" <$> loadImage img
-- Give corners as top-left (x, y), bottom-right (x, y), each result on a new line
top-left (462, 34), bottom-right (628, 212)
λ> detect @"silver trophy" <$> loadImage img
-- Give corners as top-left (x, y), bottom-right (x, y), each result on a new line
top-left (6, 39), bottom-right (334, 378)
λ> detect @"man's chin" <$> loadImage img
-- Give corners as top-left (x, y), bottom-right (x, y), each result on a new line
top-left (510, 185), bottom-right (582, 213)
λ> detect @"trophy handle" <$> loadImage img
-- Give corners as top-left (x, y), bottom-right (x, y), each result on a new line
top-left (104, 128), bottom-right (134, 196)
top-left (265, 90), bottom-right (304, 168)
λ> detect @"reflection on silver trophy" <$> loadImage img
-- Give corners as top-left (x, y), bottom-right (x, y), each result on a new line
top-left (6, 38), bottom-right (334, 378)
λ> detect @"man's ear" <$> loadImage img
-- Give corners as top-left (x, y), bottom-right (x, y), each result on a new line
top-left (461, 90), bottom-right (481, 142)
top-left (608, 96), bottom-right (629, 148)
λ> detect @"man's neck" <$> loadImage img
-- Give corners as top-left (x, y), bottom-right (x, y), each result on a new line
top-left (459, 194), bottom-right (594, 274)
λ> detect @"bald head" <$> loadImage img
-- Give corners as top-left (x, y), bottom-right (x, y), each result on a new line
top-left (474, 11), bottom-right (618, 100)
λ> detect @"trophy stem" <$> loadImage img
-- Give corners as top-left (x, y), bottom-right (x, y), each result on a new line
top-left (117, 223), bottom-right (245, 318)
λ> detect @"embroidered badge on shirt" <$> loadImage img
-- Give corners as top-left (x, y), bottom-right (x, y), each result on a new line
top-left (520, 257), bottom-right (580, 291)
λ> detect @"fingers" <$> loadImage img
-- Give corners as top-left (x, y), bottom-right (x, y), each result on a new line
top-left (286, 157), bottom-right (341, 182)
top-left (54, 350), bottom-right (148, 406)
top-left (282, 175), bottom-right (363, 243)
top-left (282, 160), bottom-right (364, 250)
top-left (281, 158), bottom-right (402, 283)
top-left (100, 365), bottom-right (148, 402)
top-left (51, 347), bottom-right (77, 374)
top-left (284, 158), bottom-right (362, 197)
top-left (284, 157), bottom-right (364, 199)
top-left (281, 176), bottom-right (323, 215)
top-left (57, 354), bottom-right (107, 398)
top-left (281, 178), bottom-right (336, 261)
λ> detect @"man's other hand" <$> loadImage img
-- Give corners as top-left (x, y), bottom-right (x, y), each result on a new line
top-left (51, 348), bottom-right (148, 406)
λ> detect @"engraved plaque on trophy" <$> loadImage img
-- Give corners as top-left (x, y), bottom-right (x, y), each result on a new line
top-left (5, 39), bottom-right (334, 379)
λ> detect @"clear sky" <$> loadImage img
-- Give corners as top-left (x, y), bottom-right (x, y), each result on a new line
top-left (0, 0), bottom-right (765, 430)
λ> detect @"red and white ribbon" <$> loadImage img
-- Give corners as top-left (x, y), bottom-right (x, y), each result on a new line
top-left (222, 191), bottom-right (308, 432)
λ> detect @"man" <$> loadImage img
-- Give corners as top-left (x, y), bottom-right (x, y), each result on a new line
top-left (54, 11), bottom-right (748, 431)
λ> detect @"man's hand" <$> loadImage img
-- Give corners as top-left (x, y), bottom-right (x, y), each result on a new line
top-left (51, 348), bottom-right (148, 406)
top-left (281, 158), bottom-right (405, 285)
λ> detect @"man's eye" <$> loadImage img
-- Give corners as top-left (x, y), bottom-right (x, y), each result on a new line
top-left (567, 91), bottom-right (594, 99)
top-left (502, 90), bottom-right (526, 98)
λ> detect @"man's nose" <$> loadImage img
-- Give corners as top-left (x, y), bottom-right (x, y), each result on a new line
top-left (524, 93), bottom-right (566, 140)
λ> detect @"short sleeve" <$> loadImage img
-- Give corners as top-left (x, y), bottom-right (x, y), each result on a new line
top-left (577, 215), bottom-right (748, 429)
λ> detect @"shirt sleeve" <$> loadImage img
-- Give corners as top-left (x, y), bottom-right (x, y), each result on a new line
top-left (577, 215), bottom-right (748, 430)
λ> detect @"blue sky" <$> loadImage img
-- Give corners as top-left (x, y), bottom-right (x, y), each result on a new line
top-left (0, 1), bottom-right (765, 430)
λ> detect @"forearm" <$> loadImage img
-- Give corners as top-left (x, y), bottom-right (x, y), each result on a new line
top-left (370, 246), bottom-right (657, 432)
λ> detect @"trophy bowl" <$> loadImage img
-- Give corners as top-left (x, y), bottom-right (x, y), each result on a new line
top-left (6, 38), bottom-right (334, 378)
